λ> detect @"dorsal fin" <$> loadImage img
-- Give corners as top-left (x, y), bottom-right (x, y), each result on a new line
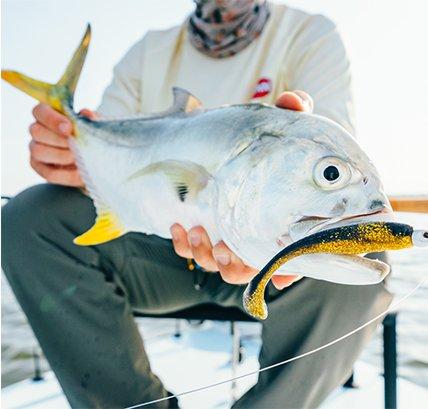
top-left (171, 87), bottom-right (203, 113)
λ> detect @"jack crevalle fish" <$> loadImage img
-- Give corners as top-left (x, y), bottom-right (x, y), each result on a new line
top-left (2, 25), bottom-right (404, 285)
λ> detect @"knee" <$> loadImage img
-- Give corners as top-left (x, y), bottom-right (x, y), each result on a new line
top-left (2, 184), bottom-right (92, 247)
top-left (2, 185), bottom-right (97, 287)
top-left (302, 277), bottom-right (391, 319)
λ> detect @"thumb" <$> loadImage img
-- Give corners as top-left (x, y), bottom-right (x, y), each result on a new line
top-left (79, 108), bottom-right (101, 121)
top-left (275, 91), bottom-right (313, 113)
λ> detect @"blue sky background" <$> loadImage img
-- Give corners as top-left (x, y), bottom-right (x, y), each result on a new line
top-left (2, 0), bottom-right (428, 195)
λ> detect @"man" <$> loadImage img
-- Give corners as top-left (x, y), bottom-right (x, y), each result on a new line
top-left (2, 1), bottom-right (392, 408)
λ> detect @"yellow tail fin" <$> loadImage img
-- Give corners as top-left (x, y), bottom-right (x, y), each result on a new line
top-left (1, 24), bottom-right (91, 115)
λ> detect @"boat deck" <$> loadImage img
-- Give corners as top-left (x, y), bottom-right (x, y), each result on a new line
top-left (2, 319), bottom-right (427, 409)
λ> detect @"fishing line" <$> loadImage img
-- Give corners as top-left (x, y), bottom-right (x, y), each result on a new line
top-left (126, 278), bottom-right (426, 409)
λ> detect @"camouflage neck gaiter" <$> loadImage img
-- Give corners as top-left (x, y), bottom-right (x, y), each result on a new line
top-left (188, 0), bottom-right (270, 58)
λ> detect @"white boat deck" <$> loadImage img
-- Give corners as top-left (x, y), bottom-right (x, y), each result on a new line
top-left (2, 319), bottom-right (427, 409)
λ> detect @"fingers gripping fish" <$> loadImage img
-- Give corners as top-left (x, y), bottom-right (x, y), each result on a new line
top-left (3, 25), bottom-right (425, 290)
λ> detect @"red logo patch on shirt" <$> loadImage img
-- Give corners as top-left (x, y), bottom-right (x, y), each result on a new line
top-left (252, 77), bottom-right (272, 99)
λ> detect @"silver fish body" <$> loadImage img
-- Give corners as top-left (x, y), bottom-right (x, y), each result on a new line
top-left (71, 99), bottom-right (303, 242)
top-left (71, 93), bottom-right (392, 282)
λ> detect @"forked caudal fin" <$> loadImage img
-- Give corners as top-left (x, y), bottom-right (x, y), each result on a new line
top-left (1, 24), bottom-right (91, 116)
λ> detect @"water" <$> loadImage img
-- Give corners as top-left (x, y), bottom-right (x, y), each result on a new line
top-left (2, 215), bottom-right (427, 390)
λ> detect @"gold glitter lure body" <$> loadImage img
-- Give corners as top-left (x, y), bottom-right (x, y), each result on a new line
top-left (244, 222), bottom-right (428, 319)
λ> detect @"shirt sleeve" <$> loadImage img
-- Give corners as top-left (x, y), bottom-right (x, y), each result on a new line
top-left (97, 37), bottom-right (146, 118)
top-left (284, 15), bottom-right (355, 135)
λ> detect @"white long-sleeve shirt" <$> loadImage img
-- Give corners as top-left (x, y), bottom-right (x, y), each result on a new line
top-left (98, 2), bottom-right (355, 134)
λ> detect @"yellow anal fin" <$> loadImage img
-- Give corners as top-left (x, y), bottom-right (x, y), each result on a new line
top-left (73, 211), bottom-right (125, 246)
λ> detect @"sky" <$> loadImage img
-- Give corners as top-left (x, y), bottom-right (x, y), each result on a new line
top-left (2, 0), bottom-right (428, 196)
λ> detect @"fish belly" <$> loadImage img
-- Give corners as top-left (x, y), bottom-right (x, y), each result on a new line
top-left (70, 130), bottom-right (220, 242)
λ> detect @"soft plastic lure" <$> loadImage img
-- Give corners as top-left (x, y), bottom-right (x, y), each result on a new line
top-left (244, 222), bottom-right (428, 319)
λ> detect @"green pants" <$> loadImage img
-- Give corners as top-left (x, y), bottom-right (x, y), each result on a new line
top-left (2, 185), bottom-right (392, 409)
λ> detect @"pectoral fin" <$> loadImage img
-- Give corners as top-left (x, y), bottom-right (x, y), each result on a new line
top-left (74, 210), bottom-right (125, 246)
top-left (128, 160), bottom-right (211, 202)
top-left (274, 253), bottom-right (390, 285)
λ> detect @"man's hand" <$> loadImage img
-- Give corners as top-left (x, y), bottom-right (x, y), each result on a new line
top-left (171, 90), bottom-right (314, 289)
top-left (29, 103), bottom-right (98, 187)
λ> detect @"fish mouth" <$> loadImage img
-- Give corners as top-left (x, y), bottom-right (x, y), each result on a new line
top-left (286, 208), bottom-right (394, 243)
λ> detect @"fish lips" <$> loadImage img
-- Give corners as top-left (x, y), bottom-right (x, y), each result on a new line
top-left (287, 208), bottom-right (395, 243)
top-left (274, 209), bottom-right (395, 285)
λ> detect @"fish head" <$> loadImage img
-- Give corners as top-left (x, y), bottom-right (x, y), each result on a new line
top-left (217, 110), bottom-right (392, 270)
top-left (281, 114), bottom-right (392, 244)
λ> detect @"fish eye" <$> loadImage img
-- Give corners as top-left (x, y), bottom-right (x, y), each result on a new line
top-left (313, 157), bottom-right (352, 189)
top-left (323, 165), bottom-right (340, 181)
